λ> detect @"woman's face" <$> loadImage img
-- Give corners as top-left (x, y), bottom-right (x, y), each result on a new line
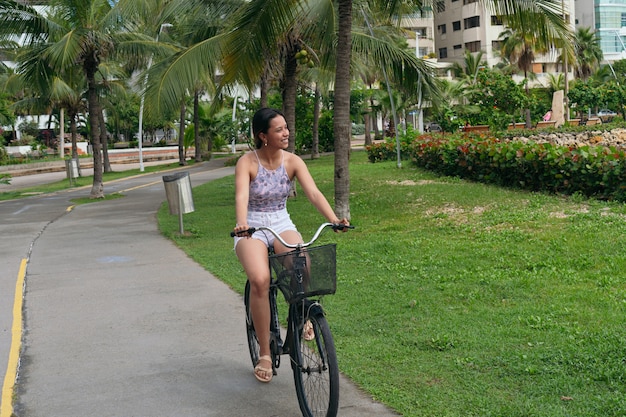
top-left (262, 115), bottom-right (290, 149)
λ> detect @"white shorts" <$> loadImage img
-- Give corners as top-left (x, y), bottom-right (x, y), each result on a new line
top-left (233, 208), bottom-right (299, 250)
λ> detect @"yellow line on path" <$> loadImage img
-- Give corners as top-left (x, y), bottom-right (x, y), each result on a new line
top-left (1, 258), bottom-right (27, 417)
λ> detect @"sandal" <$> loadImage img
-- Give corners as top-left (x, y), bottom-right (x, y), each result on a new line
top-left (303, 320), bottom-right (315, 341)
top-left (254, 355), bottom-right (273, 383)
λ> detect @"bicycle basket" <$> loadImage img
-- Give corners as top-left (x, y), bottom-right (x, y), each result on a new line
top-left (269, 244), bottom-right (337, 304)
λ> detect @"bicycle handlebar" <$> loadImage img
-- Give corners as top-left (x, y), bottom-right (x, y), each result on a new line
top-left (230, 222), bottom-right (354, 249)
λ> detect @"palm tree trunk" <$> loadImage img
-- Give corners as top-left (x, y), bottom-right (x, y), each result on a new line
top-left (283, 47), bottom-right (297, 154)
top-left (194, 90), bottom-right (201, 162)
top-left (98, 108), bottom-right (112, 173)
top-left (69, 111), bottom-right (79, 161)
top-left (178, 100), bottom-right (186, 166)
top-left (260, 71), bottom-right (269, 108)
top-left (86, 65), bottom-right (104, 198)
top-left (282, 46), bottom-right (298, 198)
top-left (370, 95), bottom-right (380, 139)
top-left (364, 113), bottom-right (372, 146)
top-left (333, 0), bottom-right (352, 220)
top-left (311, 84), bottom-right (321, 159)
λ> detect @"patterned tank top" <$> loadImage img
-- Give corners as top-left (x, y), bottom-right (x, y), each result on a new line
top-left (248, 151), bottom-right (292, 212)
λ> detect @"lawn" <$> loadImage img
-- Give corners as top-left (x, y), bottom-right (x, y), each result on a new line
top-left (158, 150), bottom-right (626, 416)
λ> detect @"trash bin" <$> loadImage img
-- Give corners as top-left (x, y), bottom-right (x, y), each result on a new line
top-left (65, 158), bottom-right (79, 180)
top-left (162, 171), bottom-right (195, 215)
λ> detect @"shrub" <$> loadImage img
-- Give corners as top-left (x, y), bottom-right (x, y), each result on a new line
top-left (367, 133), bottom-right (626, 202)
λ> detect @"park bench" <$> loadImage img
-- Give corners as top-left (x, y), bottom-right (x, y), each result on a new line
top-left (507, 123), bottom-right (526, 130)
top-left (463, 125), bottom-right (490, 133)
top-left (535, 120), bottom-right (557, 129)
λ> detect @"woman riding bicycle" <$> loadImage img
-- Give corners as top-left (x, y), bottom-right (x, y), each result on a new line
top-left (232, 108), bottom-right (349, 383)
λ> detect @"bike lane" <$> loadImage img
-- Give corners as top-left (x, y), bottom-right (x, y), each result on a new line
top-left (1, 160), bottom-right (398, 417)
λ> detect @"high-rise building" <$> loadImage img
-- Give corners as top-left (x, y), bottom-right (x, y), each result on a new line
top-left (576, 0), bottom-right (626, 62)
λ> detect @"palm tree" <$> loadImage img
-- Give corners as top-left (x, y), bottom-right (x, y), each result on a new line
top-left (573, 27), bottom-right (603, 80)
top-left (451, 50), bottom-right (488, 82)
top-left (499, 26), bottom-right (548, 127)
top-left (0, 0), bottom-right (182, 197)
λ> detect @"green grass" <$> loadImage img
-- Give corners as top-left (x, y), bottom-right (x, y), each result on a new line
top-left (159, 151), bottom-right (626, 416)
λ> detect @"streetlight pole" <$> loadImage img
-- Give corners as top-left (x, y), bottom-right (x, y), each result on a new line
top-left (562, 0), bottom-right (569, 121)
top-left (137, 23), bottom-right (172, 172)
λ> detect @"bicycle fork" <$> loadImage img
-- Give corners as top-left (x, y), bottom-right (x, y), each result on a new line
top-left (269, 284), bottom-right (284, 372)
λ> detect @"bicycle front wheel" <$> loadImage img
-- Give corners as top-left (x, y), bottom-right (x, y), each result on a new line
top-left (244, 280), bottom-right (260, 368)
top-left (291, 313), bottom-right (339, 417)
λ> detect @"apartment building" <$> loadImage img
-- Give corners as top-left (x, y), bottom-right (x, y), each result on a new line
top-left (399, 9), bottom-right (436, 58)
top-left (431, 0), bottom-right (576, 83)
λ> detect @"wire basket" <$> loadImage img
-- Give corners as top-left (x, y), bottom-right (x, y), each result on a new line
top-left (269, 244), bottom-right (337, 304)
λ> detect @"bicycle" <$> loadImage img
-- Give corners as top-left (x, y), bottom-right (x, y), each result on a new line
top-left (231, 222), bottom-right (353, 417)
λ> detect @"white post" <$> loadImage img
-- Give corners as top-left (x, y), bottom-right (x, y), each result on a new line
top-left (416, 32), bottom-right (424, 133)
top-left (137, 23), bottom-right (171, 172)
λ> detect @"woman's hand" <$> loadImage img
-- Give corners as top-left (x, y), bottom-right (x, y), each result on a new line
top-left (233, 223), bottom-right (251, 237)
top-left (333, 218), bottom-right (350, 232)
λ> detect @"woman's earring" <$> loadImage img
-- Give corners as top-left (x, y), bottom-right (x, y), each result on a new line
top-left (264, 141), bottom-right (267, 146)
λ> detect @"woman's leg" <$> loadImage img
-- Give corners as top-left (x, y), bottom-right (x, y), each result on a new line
top-left (273, 230), bottom-right (303, 254)
top-left (236, 238), bottom-right (272, 380)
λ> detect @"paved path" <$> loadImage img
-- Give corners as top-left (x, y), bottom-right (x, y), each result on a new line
top-left (0, 158), bottom-right (399, 417)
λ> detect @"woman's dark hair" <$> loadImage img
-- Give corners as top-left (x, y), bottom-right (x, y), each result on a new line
top-left (252, 108), bottom-right (284, 149)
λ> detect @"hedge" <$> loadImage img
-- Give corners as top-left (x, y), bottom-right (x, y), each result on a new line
top-left (366, 134), bottom-right (626, 202)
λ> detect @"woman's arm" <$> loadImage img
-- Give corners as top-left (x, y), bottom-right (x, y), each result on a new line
top-left (234, 155), bottom-right (252, 229)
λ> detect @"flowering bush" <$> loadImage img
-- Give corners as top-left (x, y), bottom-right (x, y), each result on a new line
top-left (366, 133), bottom-right (626, 202)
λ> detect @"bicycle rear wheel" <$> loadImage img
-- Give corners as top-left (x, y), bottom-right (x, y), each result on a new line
top-left (291, 312), bottom-right (339, 417)
top-left (244, 280), bottom-right (260, 368)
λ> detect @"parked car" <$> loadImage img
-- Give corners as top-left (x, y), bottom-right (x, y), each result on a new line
top-left (425, 122), bottom-right (442, 132)
top-left (598, 109), bottom-right (617, 117)
top-left (596, 109), bottom-right (617, 122)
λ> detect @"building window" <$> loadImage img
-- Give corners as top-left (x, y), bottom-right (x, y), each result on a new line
top-left (464, 16), bottom-right (480, 29)
top-left (416, 28), bottom-right (427, 37)
top-left (439, 47), bottom-right (448, 59)
top-left (465, 41), bottom-right (481, 52)
top-left (463, 0), bottom-right (478, 4)
top-left (454, 44), bottom-right (462, 50)
top-left (622, 13), bottom-right (626, 27)
top-left (436, 0), bottom-right (445, 12)
top-left (491, 40), bottom-right (503, 51)
top-left (438, 24), bottom-right (447, 35)
top-left (491, 15), bottom-right (503, 26)
top-left (453, 21), bottom-right (461, 31)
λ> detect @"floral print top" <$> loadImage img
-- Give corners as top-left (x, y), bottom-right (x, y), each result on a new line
top-left (248, 151), bottom-right (292, 212)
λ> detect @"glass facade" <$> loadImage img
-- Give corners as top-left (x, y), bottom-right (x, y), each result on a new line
top-left (596, 0), bottom-right (626, 55)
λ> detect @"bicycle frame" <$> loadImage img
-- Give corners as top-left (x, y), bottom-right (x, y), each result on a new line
top-left (236, 222), bottom-right (352, 417)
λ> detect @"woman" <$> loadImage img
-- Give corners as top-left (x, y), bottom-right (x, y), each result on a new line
top-left (232, 108), bottom-right (349, 383)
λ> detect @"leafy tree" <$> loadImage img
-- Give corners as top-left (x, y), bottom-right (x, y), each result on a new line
top-left (468, 68), bottom-right (528, 130)
top-left (0, 0), bottom-right (185, 197)
top-left (568, 79), bottom-right (600, 118)
top-left (498, 26), bottom-right (548, 127)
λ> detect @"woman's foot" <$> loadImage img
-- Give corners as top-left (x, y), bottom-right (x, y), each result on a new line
top-left (254, 355), bottom-right (273, 383)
